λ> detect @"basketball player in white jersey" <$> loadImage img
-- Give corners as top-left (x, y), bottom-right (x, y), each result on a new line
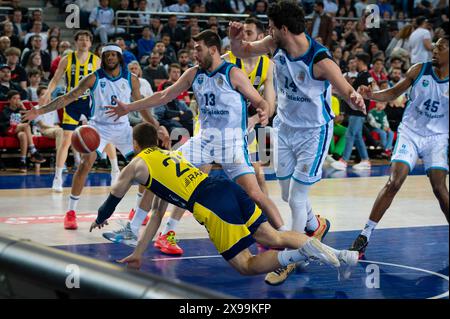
top-left (106, 30), bottom-right (290, 247)
top-left (22, 44), bottom-right (164, 230)
top-left (229, 0), bottom-right (366, 285)
top-left (350, 37), bottom-right (449, 256)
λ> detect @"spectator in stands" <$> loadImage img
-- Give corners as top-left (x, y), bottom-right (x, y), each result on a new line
top-left (385, 24), bottom-right (413, 57)
top-left (127, 61), bottom-right (153, 126)
top-left (146, 0), bottom-right (163, 12)
top-left (115, 0), bottom-right (133, 32)
top-left (142, 51), bottom-right (168, 91)
top-left (47, 26), bottom-right (61, 39)
top-left (229, 0), bottom-right (250, 14)
top-left (163, 0), bottom-right (190, 13)
top-left (377, 0), bottom-right (394, 18)
top-left (323, 0), bottom-right (338, 15)
top-left (150, 17), bottom-right (163, 41)
top-left (368, 101), bottom-right (394, 157)
top-left (5, 47), bottom-right (26, 90)
top-left (161, 34), bottom-right (178, 63)
top-left (137, 26), bottom-right (156, 64)
top-left (184, 16), bottom-right (200, 41)
top-left (10, 9), bottom-right (26, 40)
top-left (332, 46), bottom-right (347, 71)
top-left (331, 52), bottom-right (373, 171)
top-left (153, 40), bottom-right (176, 67)
top-left (252, 0), bottom-right (267, 15)
top-left (49, 41), bottom-right (70, 78)
top-left (329, 91), bottom-right (347, 160)
top-left (353, 20), bottom-right (370, 46)
top-left (409, 16), bottom-right (433, 64)
top-left (0, 36), bottom-right (10, 64)
top-left (308, 1), bottom-right (333, 48)
top-left (26, 9), bottom-right (49, 32)
top-left (369, 57), bottom-right (388, 85)
top-left (26, 68), bottom-right (42, 101)
top-left (177, 49), bottom-right (192, 74)
top-left (115, 37), bottom-right (137, 67)
top-left (46, 36), bottom-right (60, 63)
top-left (89, 0), bottom-right (126, 44)
top-left (21, 35), bottom-right (51, 74)
top-left (76, 0), bottom-right (100, 30)
top-left (9, 0), bottom-right (28, 19)
top-left (0, 90), bottom-right (45, 172)
top-left (157, 63), bottom-right (190, 105)
top-left (23, 20), bottom-right (48, 51)
top-left (0, 64), bottom-right (26, 100)
top-left (338, 0), bottom-right (356, 17)
top-left (1, 21), bottom-right (21, 50)
top-left (25, 51), bottom-right (47, 81)
top-left (161, 15), bottom-right (185, 52)
top-left (136, 0), bottom-right (151, 30)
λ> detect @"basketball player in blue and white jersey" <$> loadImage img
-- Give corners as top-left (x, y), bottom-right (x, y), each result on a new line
top-left (229, 0), bottom-right (366, 285)
top-left (22, 44), bottom-right (164, 230)
top-left (106, 30), bottom-right (290, 242)
top-left (350, 37), bottom-right (449, 256)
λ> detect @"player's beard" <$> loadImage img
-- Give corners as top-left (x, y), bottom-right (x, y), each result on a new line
top-left (104, 61), bottom-right (120, 71)
top-left (199, 53), bottom-right (213, 70)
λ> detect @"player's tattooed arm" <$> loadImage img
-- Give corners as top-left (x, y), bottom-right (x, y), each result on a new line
top-left (359, 63), bottom-right (423, 102)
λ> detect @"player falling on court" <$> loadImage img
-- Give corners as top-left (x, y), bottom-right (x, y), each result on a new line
top-left (22, 44), bottom-right (167, 230)
top-left (350, 37), bottom-right (449, 256)
top-left (228, 0), bottom-right (366, 285)
top-left (104, 30), bottom-right (292, 253)
top-left (89, 122), bottom-right (359, 277)
top-left (41, 30), bottom-right (100, 192)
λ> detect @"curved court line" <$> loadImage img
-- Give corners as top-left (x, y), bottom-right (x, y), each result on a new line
top-left (359, 260), bottom-right (449, 299)
top-left (150, 255), bottom-right (449, 299)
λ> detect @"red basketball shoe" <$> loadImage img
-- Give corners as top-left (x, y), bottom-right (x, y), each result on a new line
top-left (128, 208), bottom-right (149, 225)
top-left (154, 231), bottom-right (184, 255)
top-left (64, 210), bottom-right (78, 230)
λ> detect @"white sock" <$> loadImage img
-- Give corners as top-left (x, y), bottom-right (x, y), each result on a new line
top-left (305, 200), bottom-right (319, 233)
top-left (134, 192), bottom-right (143, 211)
top-left (162, 217), bottom-right (179, 234)
top-left (101, 152), bottom-right (107, 160)
top-left (68, 194), bottom-right (80, 211)
top-left (277, 225), bottom-right (289, 232)
top-left (288, 181), bottom-right (310, 233)
top-left (130, 207), bottom-right (148, 235)
top-left (110, 158), bottom-right (119, 173)
top-left (361, 220), bottom-right (378, 240)
top-left (55, 167), bottom-right (63, 180)
top-left (73, 152), bottom-right (81, 165)
top-left (277, 249), bottom-right (308, 267)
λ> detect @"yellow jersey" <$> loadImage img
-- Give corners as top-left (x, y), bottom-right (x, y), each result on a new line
top-left (227, 51), bottom-right (270, 92)
top-left (65, 51), bottom-right (100, 99)
top-left (137, 147), bottom-right (208, 209)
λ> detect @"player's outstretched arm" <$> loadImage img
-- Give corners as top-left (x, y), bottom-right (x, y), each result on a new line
top-left (229, 21), bottom-right (275, 59)
top-left (42, 55), bottom-right (68, 105)
top-left (106, 67), bottom-right (197, 120)
top-left (358, 63), bottom-right (423, 102)
top-left (230, 67), bottom-right (269, 126)
top-left (21, 73), bottom-right (97, 122)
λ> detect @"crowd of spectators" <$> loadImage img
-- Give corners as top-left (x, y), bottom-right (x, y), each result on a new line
top-left (0, 0), bottom-right (449, 172)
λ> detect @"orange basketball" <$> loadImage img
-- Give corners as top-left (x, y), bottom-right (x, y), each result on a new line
top-left (71, 125), bottom-right (100, 154)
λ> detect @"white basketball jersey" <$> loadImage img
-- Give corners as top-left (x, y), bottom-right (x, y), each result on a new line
top-left (401, 62), bottom-right (449, 136)
top-left (273, 35), bottom-right (334, 128)
top-left (90, 68), bottom-right (133, 125)
top-left (192, 62), bottom-right (247, 143)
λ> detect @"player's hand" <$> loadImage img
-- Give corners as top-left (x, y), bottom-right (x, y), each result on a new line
top-left (157, 125), bottom-right (171, 149)
top-left (20, 108), bottom-right (39, 122)
top-left (228, 21), bottom-right (244, 42)
top-left (257, 108), bottom-right (269, 127)
top-left (89, 220), bottom-right (109, 232)
top-left (357, 85), bottom-right (373, 100)
top-left (106, 97), bottom-right (130, 121)
top-left (40, 93), bottom-right (51, 106)
top-left (117, 253), bottom-right (142, 270)
top-left (247, 115), bottom-right (258, 132)
top-left (350, 91), bottom-right (366, 115)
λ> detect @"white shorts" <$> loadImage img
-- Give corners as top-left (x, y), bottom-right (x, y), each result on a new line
top-left (274, 120), bottom-right (333, 185)
top-left (179, 135), bottom-right (255, 181)
top-left (392, 124), bottom-right (449, 173)
top-left (89, 121), bottom-right (134, 159)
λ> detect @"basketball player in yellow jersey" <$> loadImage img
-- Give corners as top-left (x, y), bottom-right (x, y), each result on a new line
top-left (42, 30), bottom-right (101, 192)
top-left (223, 17), bottom-right (275, 196)
top-left (90, 123), bottom-right (359, 275)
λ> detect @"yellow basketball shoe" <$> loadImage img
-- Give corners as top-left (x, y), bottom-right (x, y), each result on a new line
top-left (264, 264), bottom-right (297, 286)
top-left (306, 215), bottom-right (331, 242)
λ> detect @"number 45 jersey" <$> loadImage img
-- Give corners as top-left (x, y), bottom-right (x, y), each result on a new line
top-left (402, 62), bottom-right (449, 137)
top-left (90, 68), bottom-right (133, 125)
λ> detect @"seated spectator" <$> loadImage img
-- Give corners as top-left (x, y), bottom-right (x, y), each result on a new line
top-left (115, 0), bottom-right (133, 31)
top-left (252, 0), bottom-right (267, 15)
top-left (25, 9), bottom-right (49, 32)
top-left (161, 15), bottom-right (185, 52)
top-left (368, 101), bottom-right (394, 157)
top-left (50, 43), bottom-right (71, 78)
top-left (150, 17), bottom-right (163, 41)
top-left (128, 61), bottom-right (153, 126)
top-left (146, 0), bottom-right (163, 12)
top-left (89, 0), bottom-right (125, 44)
top-left (26, 68), bottom-right (42, 101)
top-left (157, 63), bottom-right (190, 105)
top-left (369, 57), bottom-right (388, 85)
top-left (0, 64), bottom-right (27, 100)
top-left (0, 90), bottom-right (45, 172)
top-left (163, 0), bottom-right (190, 13)
top-left (115, 37), bottom-right (137, 67)
top-left (1, 21), bottom-right (22, 50)
top-left (10, 8), bottom-right (27, 40)
top-left (25, 51), bottom-right (48, 81)
top-left (229, 0), bottom-right (250, 14)
top-left (354, 0), bottom-right (368, 17)
top-left (0, 36), bottom-right (10, 64)
top-left (9, 1), bottom-right (28, 20)
top-left (33, 86), bottom-right (63, 167)
top-left (137, 26), bottom-right (156, 64)
top-left (20, 35), bottom-right (51, 74)
top-left (332, 46), bottom-right (347, 70)
top-left (343, 55), bottom-right (358, 82)
top-left (135, 0), bottom-right (151, 31)
top-left (142, 51), bottom-right (168, 91)
top-left (23, 20), bottom-right (48, 50)
top-left (153, 40), bottom-right (176, 67)
top-left (177, 49), bottom-right (193, 74)
top-left (76, 0), bottom-right (100, 30)
top-left (46, 35), bottom-right (60, 63)
top-left (5, 47), bottom-right (27, 90)
top-left (154, 93), bottom-right (193, 138)
top-left (161, 34), bottom-right (178, 64)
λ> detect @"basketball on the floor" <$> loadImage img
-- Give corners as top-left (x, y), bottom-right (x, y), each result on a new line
top-left (71, 125), bottom-right (100, 154)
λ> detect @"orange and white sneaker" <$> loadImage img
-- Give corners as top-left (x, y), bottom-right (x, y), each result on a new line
top-left (128, 208), bottom-right (149, 225)
top-left (306, 215), bottom-right (331, 242)
top-left (64, 210), bottom-right (78, 230)
top-left (154, 231), bottom-right (184, 255)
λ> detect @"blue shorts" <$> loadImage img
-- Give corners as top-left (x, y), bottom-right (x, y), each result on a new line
top-left (61, 98), bottom-right (91, 131)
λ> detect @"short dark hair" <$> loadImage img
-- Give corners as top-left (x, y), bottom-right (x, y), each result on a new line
top-left (28, 68), bottom-right (42, 78)
top-left (192, 30), bottom-right (222, 52)
top-left (244, 17), bottom-right (265, 34)
top-left (133, 123), bottom-right (158, 149)
top-left (161, 33), bottom-right (171, 39)
top-left (372, 57), bottom-right (384, 64)
top-left (267, 0), bottom-right (305, 35)
top-left (356, 52), bottom-right (370, 66)
top-left (178, 49), bottom-right (189, 56)
top-left (169, 63), bottom-right (181, 72)
top-left (416, 16), bottom-right (428, 27)
top-left (7, 90), bottom-right (20, 100)
top-left (37, 85), bottom-right (47, 97)
top-left (74, 30), bottom-right (93, 42)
